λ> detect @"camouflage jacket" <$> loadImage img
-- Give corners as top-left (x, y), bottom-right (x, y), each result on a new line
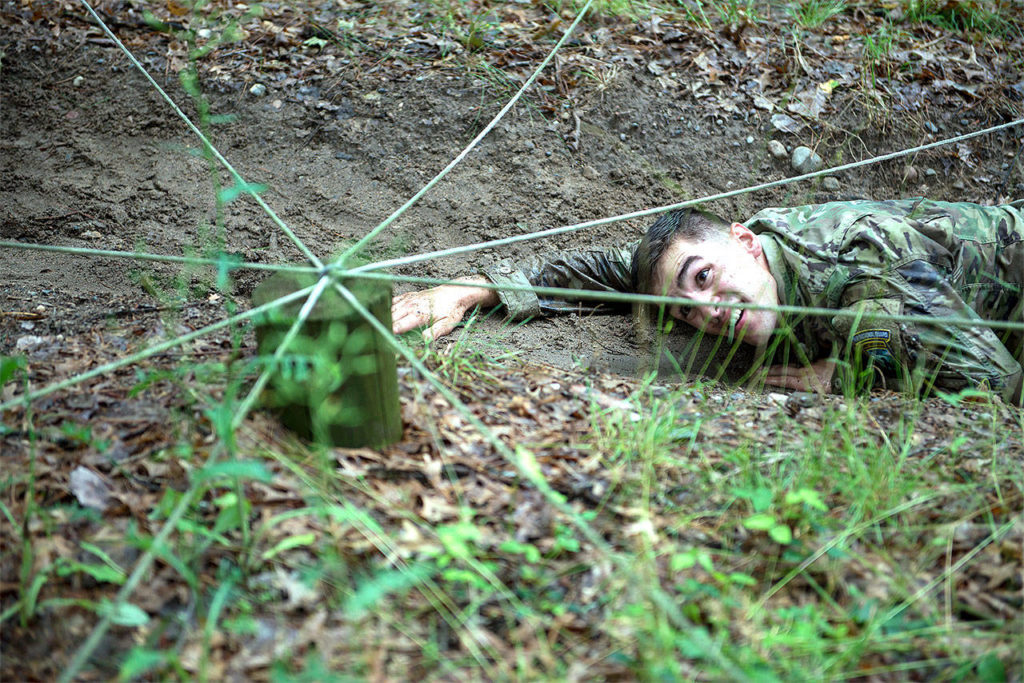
top-left (483, 199), bottom-right (1023, 402)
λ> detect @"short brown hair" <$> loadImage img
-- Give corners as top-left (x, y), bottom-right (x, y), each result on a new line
top-left (631, 207), bottom-right (731, 297)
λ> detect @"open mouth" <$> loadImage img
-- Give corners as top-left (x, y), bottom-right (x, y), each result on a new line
top-left (726, 308), bottom-right (743, 343)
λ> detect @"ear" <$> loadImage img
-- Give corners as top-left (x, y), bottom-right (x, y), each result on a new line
top-left (730, 222), bottom-right (762, 258)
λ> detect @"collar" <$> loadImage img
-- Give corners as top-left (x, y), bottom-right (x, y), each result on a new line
top-left (757, 234), bottom-right (793, 307)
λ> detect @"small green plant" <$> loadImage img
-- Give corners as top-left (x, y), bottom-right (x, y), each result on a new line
top-left (788, 0), bottom-right (846, 28)
top-left (902, 0), bottom-right (1007, 33)
top-left (715, 0), bottom-right (760, 26)
top-left (734, 486), bottom-right (829, 545)
top-left (413, 310), bottom-right (518, 387)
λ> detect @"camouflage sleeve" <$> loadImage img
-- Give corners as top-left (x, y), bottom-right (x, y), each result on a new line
top-left (831, 261), bottom-right (1023, 403)
top-left (480, 246), bottom-right (636, 320)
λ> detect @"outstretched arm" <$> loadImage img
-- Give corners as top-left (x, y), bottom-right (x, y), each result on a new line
top-left (391, 245), bottom-right (638, 341)
top-left (391, 276), bottom-right (499, 341)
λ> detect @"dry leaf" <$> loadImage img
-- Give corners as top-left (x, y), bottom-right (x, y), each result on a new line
top-left (69, 466), bottom-right (111, 511)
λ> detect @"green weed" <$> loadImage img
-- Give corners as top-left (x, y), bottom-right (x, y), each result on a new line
top-left (902, 0), bottom-right (1009, 34)
top-left (413, 310), bottom-right (519, 387)
top-left (715, 0), bottom-right (761, 26)
top-left (788, 0), bottom-right (846, 28)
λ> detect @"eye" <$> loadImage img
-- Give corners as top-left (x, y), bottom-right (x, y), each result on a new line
top-left (695, 267), bottom-right (711, 287)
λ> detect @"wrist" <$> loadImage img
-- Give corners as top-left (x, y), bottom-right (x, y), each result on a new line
top-left (454, 276), bottom-right (499, 308)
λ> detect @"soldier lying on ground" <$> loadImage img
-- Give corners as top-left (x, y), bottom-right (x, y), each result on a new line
top-left (391, 199), bottom-right (1023, 404)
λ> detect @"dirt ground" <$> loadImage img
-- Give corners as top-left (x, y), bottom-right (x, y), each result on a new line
top-left (2, 3), bottom-right (1021, 376)
top-left (2, 2), bottom-right (1024, 679)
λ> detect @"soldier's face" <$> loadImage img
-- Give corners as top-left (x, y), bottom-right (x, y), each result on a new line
top-left (653, 223), bottom-right (780, 347)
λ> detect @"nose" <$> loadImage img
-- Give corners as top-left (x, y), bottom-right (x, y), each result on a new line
top-left (673, 292), bottom-right (723, 329)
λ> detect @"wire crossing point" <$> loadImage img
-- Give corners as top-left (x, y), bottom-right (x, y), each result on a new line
top-left (251, 273), bottom-right (402, 448)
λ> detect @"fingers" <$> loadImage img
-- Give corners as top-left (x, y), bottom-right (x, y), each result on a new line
top-left (390, 288), bottom-right (466, 340)
top-left (424, 314), bottom-right (461, 342)
top-left (391, 291), bottom-right (437, 334)
top-left (764, 365), bottom-right (810, 391)
top-left (763, 361), bottom-right (833, 393)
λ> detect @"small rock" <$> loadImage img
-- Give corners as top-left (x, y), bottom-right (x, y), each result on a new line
top-left (582, 165), bottom-right (599, 181)
top-left (952, 180), bottom-right (966, 191)
top-left (791, 146), bottom-right (823, 174)
top-left (249, 83), bottom-right (267, 97)
top-left (15, 335), bottom-right (45, 353)
top-left (197, 28), bottom-right (212, 40)
top-left (745, 135), bottom-right (755, 144)
top-left (924, 121), bottom-right (938, 134)
top-left (768, 140), bottom-right (787, 159)
top-left (334, 151), bottom-right (354, 160)
top-left (925, 167), bottom-right (938, 177)
top-left (72, 75), bottom-right (85, 87)
top-left (902, 166), bottom-right (919, 183)
top-left (822, 176), bottom-right (840, 191)
top-left (81, 230), bottom-right (103, 240)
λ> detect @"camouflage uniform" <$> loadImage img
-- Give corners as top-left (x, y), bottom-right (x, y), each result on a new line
top-left (483, 199), bottom-right (1024, 403)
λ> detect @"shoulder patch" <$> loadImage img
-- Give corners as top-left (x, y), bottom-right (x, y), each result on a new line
top-left (851, 328), bottom-right (896, 373)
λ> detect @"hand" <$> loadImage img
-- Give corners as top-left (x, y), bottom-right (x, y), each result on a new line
top-left (764, 358), bottom-right (836, 394)
top-left (391, 276), bottom-right (499, 341)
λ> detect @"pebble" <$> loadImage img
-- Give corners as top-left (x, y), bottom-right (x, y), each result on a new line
top-left (81, 230), bottom-right (102, 240)
top-left (72, 75), bottom-right (85, 87)
top-left (15, 335), bottom-right (45, 353)
top-left (925, 167), bottom-right (937, 177)
top-left (768, 140), bottom-right (787, 160)
top-left (822, 177), bottom-right (840, 191)
top-left (249, 83), bottom-right (267, 97)
top-left (582, 165), bottom-right (599, 181)
top-left (953, 180), bottom-right (966, 191)
top-left (745, 135), bottom-right (755, 144)
top-left (791, 145), bottom-right (823, 174)
top-left (924, 121), bottom-right (938, 134)
top-left (902, 166), bottom-right (919, 183)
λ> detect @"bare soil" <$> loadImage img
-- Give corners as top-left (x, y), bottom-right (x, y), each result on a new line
top-left (1, 4), bottom-right (1023, 678)
top-left (2, 6), bottom-right (1021, 374)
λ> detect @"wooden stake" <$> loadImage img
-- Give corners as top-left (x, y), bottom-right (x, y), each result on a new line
top-left (251, 272), bottom-right (402, 448)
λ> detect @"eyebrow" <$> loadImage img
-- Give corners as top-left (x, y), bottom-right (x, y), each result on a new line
top-left (676, 255), bottom-right (700, 287)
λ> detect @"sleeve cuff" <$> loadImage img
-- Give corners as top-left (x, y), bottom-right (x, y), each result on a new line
top-left (480, 259), bottom-right (541, 320)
